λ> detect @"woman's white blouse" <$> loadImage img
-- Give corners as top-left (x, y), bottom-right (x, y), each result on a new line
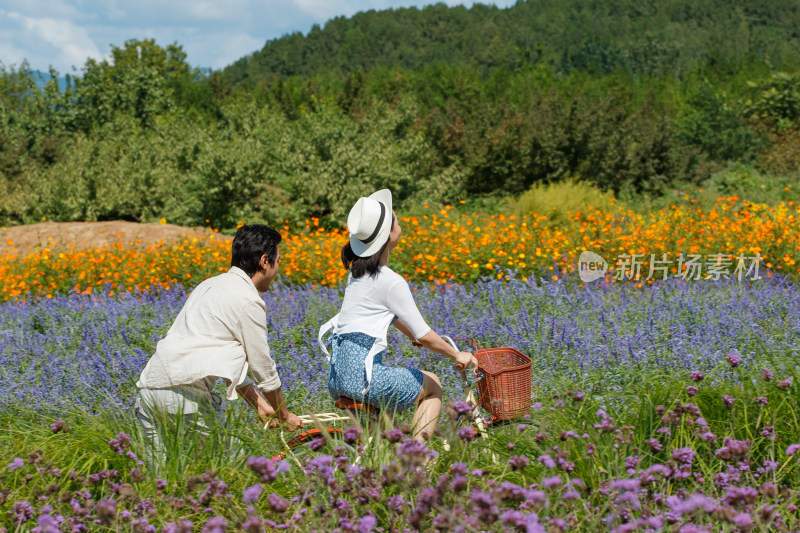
top-left (319, 267), bottom-right (431, 391)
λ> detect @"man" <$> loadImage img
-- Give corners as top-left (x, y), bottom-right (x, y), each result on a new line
top-left (135, 224), bottom-right (304, 460)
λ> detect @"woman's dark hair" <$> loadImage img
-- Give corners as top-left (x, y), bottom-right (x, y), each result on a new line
top-left (341, 240), bottom-right (390, 279)
top-left (341, 212), bottom-right (396, 278)
top-left (231, 224), bottom-right (282, 277)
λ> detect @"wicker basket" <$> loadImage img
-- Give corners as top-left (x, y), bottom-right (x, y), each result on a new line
top-left (456, 338), bottom-right (532, 420)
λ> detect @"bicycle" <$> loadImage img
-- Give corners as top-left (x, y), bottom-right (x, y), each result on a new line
top-left (271, 336), bottom-right (530, 462)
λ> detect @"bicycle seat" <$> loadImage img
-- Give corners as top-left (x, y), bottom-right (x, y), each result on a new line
top-left (334, 397), bottom-right (380, 415)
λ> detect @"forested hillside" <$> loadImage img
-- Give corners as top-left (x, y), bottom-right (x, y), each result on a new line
top-left (1, 0), bottom-right (799, 231)
top-left (223, 0), bottom-right (800, 83)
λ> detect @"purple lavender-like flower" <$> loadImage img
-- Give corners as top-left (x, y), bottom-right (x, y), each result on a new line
top-left (247, 456), bottom-right (282, 483)
top-left (397, 438), bottom-right (436, 466)
top-left (645, 438), bottom-right (662, 452)
top-left (786, 444), bottom-right (800, 456)
top-left (624, 455), bottom-right (640, 474)
top-left (384, 428), bottom-right (403, 443)
top-left (508, 455), bottom-right (529, 471)
top-left (725, 353), bottom-right (741, 368)
top-left (756, 396), bottom-right (768, 405)
top-left (452, 401), bottom-right (473, 416)
top-left (777, 378), bottom-right (792, 389)
top-left (763, 368), bottom-right (773, 381)
top-left (610, 479), bottom-right (640, 492)
top-left (8, 457), bottom-right (24, 470)
top-left (686, 386), bottom-right (699, 397)
top-left (689, 371), bottom-right (706, 382)
top-left (715, 437), bottom-right (751, 462)
top-left (722, 395), bottom-right (736, 409)
top-left (537, 455), bottom-right (556, 468)
top-left (387, 495), bottom-right (405, 512)
top-left (733, 512), bottom-right (754, 530)
top-left (33, 512), bottom-right (60, 533)
top-left (723, 486), bottom-right (758, 506)
top-left (13, 500), bottom-right (34, 524)
top-left (699, 431), bottom-right (717, 442)
top-left (131, 518), bottom-right (156, 533)
top-left (163, 521), bottom-right (194, 533)
top-left (50, 419), bottom-right (67, 434)
top-left (108, 432), bottom-right (131, 454)
top-left (451, 474), bottom-right (468, 492)
top-left (202, 516), bottom-right (228, 533)
top-left (457, 426), bottom-right (477, 442)
top-left (243, 484), bottom-right (263, 504)
top-left (517, 424), bottom-right (527, 432)
top-left (668, 493), bottom-right (717, 516)
top-left (268, 493), bottom-right (289, 513)
top-left (671, 447), bottom-right (696, 465)
top-left (95, 498), bottom-right (118, 524)
top-left (358, 514), bottom-right (377, 533)
top-left (343, 426), bottom-right (361, 444)
top-left (542, 476), bottom-right (562, 489)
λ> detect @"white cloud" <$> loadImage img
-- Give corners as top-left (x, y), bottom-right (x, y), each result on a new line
top-left (6, 11), bottom-right (104, 70)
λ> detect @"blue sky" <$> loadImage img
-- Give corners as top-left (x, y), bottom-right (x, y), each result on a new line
top-left (0, 0), bottom-right (516, 74)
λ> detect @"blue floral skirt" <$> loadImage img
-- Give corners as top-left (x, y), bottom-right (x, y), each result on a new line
top-left (327, 332), bottom-right (424, 412)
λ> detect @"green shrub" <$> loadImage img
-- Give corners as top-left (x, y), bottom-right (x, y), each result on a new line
top-left (676, 82), bottom-right (758, 161)
top-left (508, 177), bottom-right (617, 225)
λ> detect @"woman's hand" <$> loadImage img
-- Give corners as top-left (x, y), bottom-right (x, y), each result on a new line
top-left (454, 351), bottom-right (479, 372)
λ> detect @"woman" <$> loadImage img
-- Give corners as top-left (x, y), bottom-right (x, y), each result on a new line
top-left (319, 189), bottom-right (478, 441)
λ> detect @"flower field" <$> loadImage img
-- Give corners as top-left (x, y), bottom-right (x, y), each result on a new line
top-left (1, 196), bottom-right (800, 531)
top-left (1, 271), bottom-right (800, 530)
top-left (1, 196), bottom-right (799, 301)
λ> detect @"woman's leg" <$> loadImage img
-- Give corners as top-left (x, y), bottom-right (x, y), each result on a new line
top-left (412, 371), bottom-right (442, 441)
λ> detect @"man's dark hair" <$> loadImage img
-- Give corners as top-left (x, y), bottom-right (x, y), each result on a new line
top-left (231, 224), bottom-right (282, 277)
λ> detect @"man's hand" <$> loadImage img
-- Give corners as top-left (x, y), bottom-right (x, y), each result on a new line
top-left (454, 351), bottom-right (479, 372)
top-left (279, 411), bottom-right (305, 431)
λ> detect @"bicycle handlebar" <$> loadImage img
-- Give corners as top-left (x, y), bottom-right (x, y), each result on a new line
top-left (441, 335), bottom-right (483, 386)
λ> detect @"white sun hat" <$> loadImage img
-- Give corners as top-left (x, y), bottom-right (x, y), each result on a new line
top-left (347, 189), bottom-right (393, 257)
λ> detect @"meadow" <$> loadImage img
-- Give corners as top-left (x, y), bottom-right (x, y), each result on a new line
top-left (1, 270), bottom-right (799, 531)
top-left (2, 192), bottom-right (800, 531)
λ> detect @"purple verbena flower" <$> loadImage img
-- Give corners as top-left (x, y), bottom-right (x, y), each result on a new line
top-left (202, 516), bottom-right (228, 533)
top-left (508, 455), bottom-right (529, 471)
top-left (457, 426), bottom-right (477, 443)
top-left (542, 476), bottom-right (562, 489)
top-left (537, 455), bottom-right (556, 468)
top-left (13, 500), bottom-right (35, 524)
top-left (722, 395), bottom-right (736, 409)
top-left (725, 353), bottom-right (741, 368)
top-left (343, 426), bottom-right (361, 444)
top-left (243, 484), bottom-right (263, 504)
top-left (268, 493), bottom-right (289, 513)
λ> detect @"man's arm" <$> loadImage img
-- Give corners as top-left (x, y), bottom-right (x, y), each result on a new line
top-left (238, 301), bottom-right (304, 430)
top-left (236, 382), bottom-right (276, 425)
